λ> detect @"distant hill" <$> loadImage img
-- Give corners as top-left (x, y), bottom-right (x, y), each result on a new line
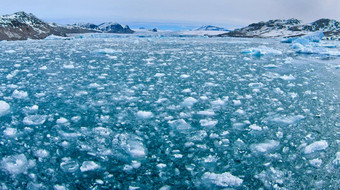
top-left (72, 22), bottom-right (134, 34)
top-left (0, 12), bottom-right (134, 41)
top-left (194, 25), bottom-right (229, 31)
top-left (217, 18), bottom-right (340, 40)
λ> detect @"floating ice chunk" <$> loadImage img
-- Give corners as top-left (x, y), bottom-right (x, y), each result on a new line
top-left (197, 110), bottom-right (215, 116)
top-left (89, 83), bottom-right (100, 88)
top-left (304, 140), bottom-right (328, 154)
top-left (95, 179), bottom-right (104, 185)
top-left (3, 127), bottom-right (17, 137)
top-left (56, 117), bottom-right (68, 125)
top-left (0, 101), bottom-right (10, 116)
top-left (211, 99), bottom-right (225, 106)
top-left (93, 127), bottom-right (112, 136)
top-left (181, 97), bottom-right (198, 107)
top-left (180, 74), bottom-right (190, 78)
top-left (157, 163), bottom-right (167, 169)
top-left (251, 140), bottom-right (280, 154)
top-left (39, 66), bottom-right (47, 70)
top-left (34, 149), bottom-right (49, 158)
top-left (54, 184), bottom-right (67, 190)
top-left (264, 64), bottom-right (278, 69)
top-left (159, 185), bottom-right (171, 190)
top-left (94, 48), bottom-right (118, 54)
top-left (282, 32), bottom-right (324, 44)
top-left (154, 73), bottom-right (165, 77)
top-left (12, 90), bottom-right (28, 99)
top-left (296, 32), bottom-right (324, 44)
top-left (113, 133), bottom-right (146, 159)
top-left (168, 119), bottom-right (191, 132)
top-left (200, 119), bottom-right (218, 127)
top-left (280, 75), bottom-right (296, 81)
top-left (332, 152), bottom-right (340, 167)
top-left (5, 50), bottom-right (16, 53)
top-left (63, 64), bottom-right (74, 69)
top-left (242, 46), bottom-right (282, 56)
top-left (80, 161), bottom-right (100, 172)
top-left (202, 172), bottom-right (243, 187)
top-left (309, 158), bottom-right (322, 167)
top-left (131, 161), bottom-right (141, 169)
top-left (31, 105), bottom-right (39, 111)
top-left (136, 111), bottom-right (154, 119)
top-left (23, 115), bottom-right (47, 125)
top-left (188, 130), bottom-right (208, 142)
top-left (60, 158), bottom-right (79, 172)
top-left (1, 154), bottom-right (28, 175)
top-left (255, 167), bottom-right (285, 188)
top-left (71, 116), bottom-right (81, 123)
top-left (235, 109), bottom-right (246, 115)
top-left (233, 100), bottom-right (242, 106)
top-left (249, 124), bottom-right (262, 131)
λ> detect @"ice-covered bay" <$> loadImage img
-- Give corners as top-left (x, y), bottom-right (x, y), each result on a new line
top-left (0, 34), bottom-right (339, 189)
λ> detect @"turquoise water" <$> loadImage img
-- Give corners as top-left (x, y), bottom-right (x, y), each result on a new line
top-left (0, 35), bottom-right (339, 189)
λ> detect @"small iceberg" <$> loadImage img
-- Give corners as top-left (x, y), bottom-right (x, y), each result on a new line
top-left (242, 46), bottom-right (282, 57)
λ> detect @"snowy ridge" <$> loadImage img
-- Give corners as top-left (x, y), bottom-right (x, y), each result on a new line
top-left (0, 12), bottom-right (134, 41)
top-left (0, 12), bottom-right (66, 40)
top-left (70, 22), bottom-right (134, 34)
top-left (218, 18), bottom-right (340, 40)
top-left (194, 25), bottom-right (229, 31)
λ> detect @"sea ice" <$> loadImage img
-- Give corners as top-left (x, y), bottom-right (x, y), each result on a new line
top-left (197, 110), bottom-right (215, 116)
top-left (269, 115), bottom-right (305, 125)
top-left (1, 154), bottom-right (28, 175)
top-left (200, 119), bottom-right (218, 127)
top-left (23, 115), bottom-right (47, 125)
top-left (3, 127), bottom-right (17, 137)
top-left (80, 161), bottom-right (100, 172)
top-left (56, 117), bottom-right (69, 125)
top-left (136, 111), bottom-right (154, 119)
top-left (332, 152), bottom-right (340, 167)
top-left (0, 101), bottom-right (10, 116)
top-left (251, 140), bottom-right (280, 154)
top-left (113, 133), bottom-right (146, 159)
top-left (63, 64), bottom-right (75, 69)
top-left (60, 158), bottom-right (79, 172)
top-left (181, 97), bottom-right (198, 107)
top-left (309, 158), bottom-right (322, 167)
top-left (201, 172), bottom-right (243, 187)
top-left (12, 90), bottom-right (28, 99)
top-left (304, 140), bottom-right (328, 154)
top-left (168, 119), bottom-right (192, 132)
top-left (34, 149), bottom-right (49, 158)
top-left (242, 46), bottom-right (282, 56)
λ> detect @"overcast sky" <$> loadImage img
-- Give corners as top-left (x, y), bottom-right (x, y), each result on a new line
top-left (1, 0), bottom-right (340, 28)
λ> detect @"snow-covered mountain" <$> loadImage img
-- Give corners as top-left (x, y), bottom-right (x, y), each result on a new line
top-left (0, 12), bottom-right (135, 41)
top-left (71, 22), bottom-right (134, 34)
top-left (194, 25), bottom-right (229, 31)
top-left (97, 22), bottom-right (134, 33)
top-left (218, 18), bottom-right (340, 39)
top-left (0, 12), bottom-right (66, 40)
